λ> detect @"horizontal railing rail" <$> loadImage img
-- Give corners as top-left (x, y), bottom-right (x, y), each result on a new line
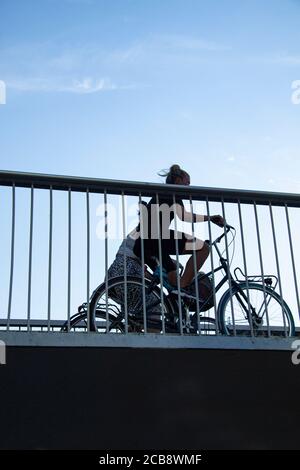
top-left (0, 169), bottom-right (300, 206)
top-left (1, 319), bottom-right (299, 334)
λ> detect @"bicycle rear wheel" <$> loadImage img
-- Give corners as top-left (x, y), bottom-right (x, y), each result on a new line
top-left (89, 276), bottom-right (175, 333)
top-left (218, 282), bottom-right (295, 337)
top-left (61, 311), bottom-right (124, 333)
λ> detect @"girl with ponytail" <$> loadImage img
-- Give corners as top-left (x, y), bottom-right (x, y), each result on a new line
top-left (133, 164), bottom-right (225, 293)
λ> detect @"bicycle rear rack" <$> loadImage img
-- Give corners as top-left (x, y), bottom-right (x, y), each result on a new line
top-left (234, 267), bottom-right (278, 290)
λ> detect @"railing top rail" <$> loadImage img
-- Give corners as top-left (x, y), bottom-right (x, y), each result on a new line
top-left (0, 170), bottom-right (300, 206)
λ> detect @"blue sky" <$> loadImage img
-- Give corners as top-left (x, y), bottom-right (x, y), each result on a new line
top-left (1, 0), bottom-right (300, 191)
top-left (0, 0), bottom-right (300, 323)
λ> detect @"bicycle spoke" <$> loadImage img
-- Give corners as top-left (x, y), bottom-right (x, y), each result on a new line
top-left (221, 284), bottom-right (293, 336)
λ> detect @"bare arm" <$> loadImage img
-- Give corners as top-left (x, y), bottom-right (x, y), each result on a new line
top-left (175, 204), bottom-right (224, 226)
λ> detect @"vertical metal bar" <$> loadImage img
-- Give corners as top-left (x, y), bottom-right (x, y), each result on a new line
top-left (155, 193), bottom-right (165, 335)
top-left (189, 196), bottom-right (201, 334)
top-left (7, 183), bottom-right (15, 331)
top-left (67, 188), bottom-right (71, 332)
top-left (47, 186), bottom-right (53, 332)
top-left (269, 203), bottom-right (287, 336)
top-left (104, 190), bottom-right (109, 333)
top-left (206, 199), bottom-right (219, 334)
top-left (285, 204), bottom-right (300, 320)
top-left (121, 192), bottom-right (128, 334)
top-left (237, 200), bottom-right (254, 336)
top-left (221, 199), bottom-right (236, 335)
top-left (27, 185), bottom-right (34, 331)
top-left (173, 193), bottom-right (183, 335)
top-left (139, 193), bottom-right (148, 334)
top-left (253, 201), bottom-right (270, 336)
top-left (86, 189), bottom-right (90, 332)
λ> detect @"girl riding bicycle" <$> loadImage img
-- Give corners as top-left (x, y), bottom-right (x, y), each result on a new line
top-left (133, 164), bottom-right (225, 295)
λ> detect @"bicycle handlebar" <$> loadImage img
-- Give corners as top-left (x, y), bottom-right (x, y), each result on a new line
top-left (206, 224), bottom-right (235, 246)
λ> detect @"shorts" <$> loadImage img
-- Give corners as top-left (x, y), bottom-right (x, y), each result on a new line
top-left (133, 230), bottom-right (188, 273)
top-left (106, 254), bottom-right (160, 314)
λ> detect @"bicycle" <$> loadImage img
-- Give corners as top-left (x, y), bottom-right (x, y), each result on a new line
top-left (62, 225), bottom-right (295, 337)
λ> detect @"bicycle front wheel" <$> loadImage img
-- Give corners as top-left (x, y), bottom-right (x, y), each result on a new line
top-left (218, 282), bottom-right (295, 337)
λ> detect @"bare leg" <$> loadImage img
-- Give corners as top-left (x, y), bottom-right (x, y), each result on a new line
top-left (180, 243), bottom-right (209, 287)
top-left (168, 270), bottom-right (178, 286)
top-left (168, 241), bottom-right (210, 288)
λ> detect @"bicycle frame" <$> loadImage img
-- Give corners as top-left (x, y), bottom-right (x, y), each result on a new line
top-left (79, 226), bottom-right (276, 333)
top-left (204, 227), bottom-right (276, 326)
top-left (170, 226), bottom-right (268, 330)
top-left (205, 229), bottom-right (237, 292)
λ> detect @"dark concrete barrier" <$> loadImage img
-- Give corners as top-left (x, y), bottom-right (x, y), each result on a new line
top-left (0, 347), bottom-right (299, 449)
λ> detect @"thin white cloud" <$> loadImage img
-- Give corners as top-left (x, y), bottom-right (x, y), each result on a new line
top-left (65, 0), bottom-right (94, 3)
top-left (66, 77), bottom-right (117, 93)
top-left (109, 33), bottom-right (231, 64)
top-left (271, 55), bottom-right (300, 65)
top-left (1, 39), bottom-right (143, 94)
top-left (1, 33), bottom-right (230, 95)
top-left (250, 53), bottom-right (300, 66)
top-left (158, 34), bottom-right (231, 52)
top-left (51, 0), bottom-right (94, 4)
top-left (7, 77), bottom-right (119, 94)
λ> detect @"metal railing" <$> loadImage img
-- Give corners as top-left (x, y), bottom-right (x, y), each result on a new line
top-left (0, 170), bottom-right (299, 346)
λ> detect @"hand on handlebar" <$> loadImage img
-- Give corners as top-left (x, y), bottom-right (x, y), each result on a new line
top-left (210, 215), bottom-right (225, 227)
